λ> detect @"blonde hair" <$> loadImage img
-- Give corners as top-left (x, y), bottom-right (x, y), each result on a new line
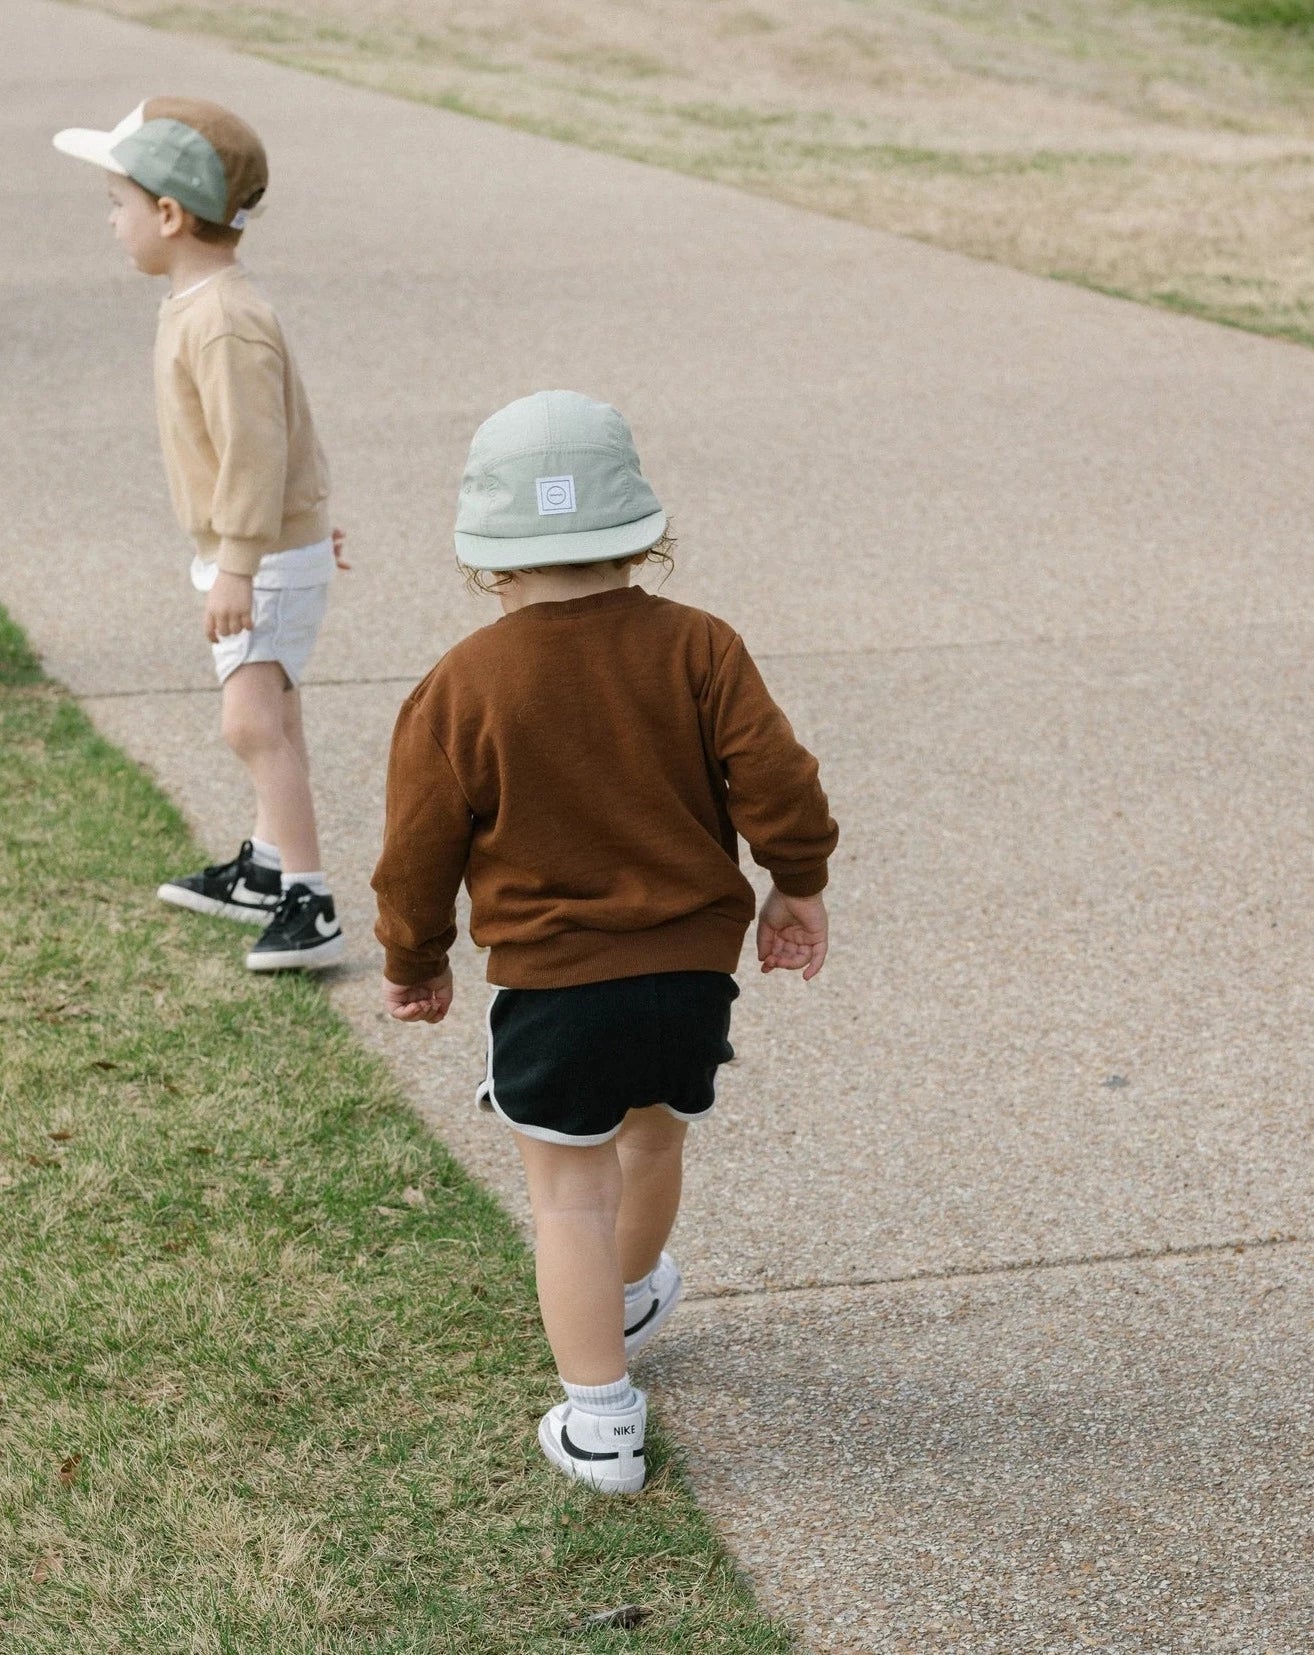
top-left (458, 526), bottom-right (676, 597)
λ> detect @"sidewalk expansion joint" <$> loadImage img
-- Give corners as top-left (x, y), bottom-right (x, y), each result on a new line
top-left (683, 1231), bottom-right (1304, 1305)
top-left (753, 615), bottom-right (1314, 665)
top-left (76, 616), bottom-right (1314, 700)
top-left (82, 674), bottom-right (422, 700)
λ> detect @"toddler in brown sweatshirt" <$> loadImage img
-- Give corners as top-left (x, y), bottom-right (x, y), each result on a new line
top-left (53, 98), bottom-right (345, 972)
top-left (373, 391), bottom-right (838, 1494)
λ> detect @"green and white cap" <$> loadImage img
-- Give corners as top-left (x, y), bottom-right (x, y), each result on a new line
top-left (454, 391), bottom-right (666, 571)
top-left (53, 98), bottom-right (268, 229)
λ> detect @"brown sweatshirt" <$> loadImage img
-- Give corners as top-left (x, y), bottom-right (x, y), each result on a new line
top-left (154, 266), bottom-right (331, 576)
top-left (372, 587), bottom-right (838, 989)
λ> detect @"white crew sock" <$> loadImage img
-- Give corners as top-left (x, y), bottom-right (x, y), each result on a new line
top-left (249, 837), bottom-right (281, 871)
top-left (562, 1375), bottom-right (637, 1415)
top-left (282, 870), bottom-right (330, 897)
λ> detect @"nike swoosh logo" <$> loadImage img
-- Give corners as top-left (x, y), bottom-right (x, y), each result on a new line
top-left (624, 1299), bottom-right (660, 1338)
top-left (230, 879), bottom-right (275, 906)
top-left (314, 913), bottom-right (341, 939)
top-left (560, 1422), bottom-right (644, 1464)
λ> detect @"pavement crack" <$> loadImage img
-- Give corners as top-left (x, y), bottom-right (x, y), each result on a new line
top-left (684, 1232), bottom-right (1303, 1304)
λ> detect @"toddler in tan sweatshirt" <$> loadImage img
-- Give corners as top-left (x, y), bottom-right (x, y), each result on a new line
top-left (373, 391), bottom-right (838, 1494)
top-left (53, 98), bottom-right (345, 971)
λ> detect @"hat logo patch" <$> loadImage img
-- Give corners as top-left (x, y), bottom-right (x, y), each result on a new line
top-left (536, 475), bottom-right (576, 516)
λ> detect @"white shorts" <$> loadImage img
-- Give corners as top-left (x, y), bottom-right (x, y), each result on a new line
top-left (192, 541), bottom-right (333, 689)
top-left (210, 582), bottom-right (329, 687)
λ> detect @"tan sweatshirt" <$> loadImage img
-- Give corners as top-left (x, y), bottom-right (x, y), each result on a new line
top-left (372, 587), bottom-right (838, 989)
top-left (154, 266), bottom-right (330, 577)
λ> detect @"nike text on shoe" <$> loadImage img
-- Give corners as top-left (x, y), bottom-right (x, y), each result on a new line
top-left (538, 1392), bottom-right (647, 1495)
top-left (157, 840), bottom-right (281, 924)
top-left (246, 885), bottom-right (345, 972)
top-left (625, 1252), bottom-right (683, 1359)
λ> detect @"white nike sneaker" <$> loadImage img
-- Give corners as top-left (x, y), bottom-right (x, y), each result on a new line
top-left (624, 1252), bottom-right (683, 1359)
top-left (538, 1390), bottom-right (647, 1495)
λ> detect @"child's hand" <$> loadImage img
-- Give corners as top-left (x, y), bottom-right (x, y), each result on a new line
top-left (756, 888), bottom-right (828, 981)
top-left (205, 571), bottom-right (254, 641)
top-left (332, 527), bottom-right (351, 571)
top-left (383, 970), bottom-right (453, 1024)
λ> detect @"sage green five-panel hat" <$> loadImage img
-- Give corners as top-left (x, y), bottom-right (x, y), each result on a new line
top-left (454, 391), bottom-right (666, 571)
top-left (53, 98), bottom-right (267, 229)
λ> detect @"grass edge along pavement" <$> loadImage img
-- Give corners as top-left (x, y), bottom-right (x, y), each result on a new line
top-left (60, 0), bottom-right (1314, 352)
top-left (0, 606), bottom-right (792, 1653)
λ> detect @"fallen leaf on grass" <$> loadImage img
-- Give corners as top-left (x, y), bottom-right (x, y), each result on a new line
top-left (187, 1145), bottom-right (215, 1156)
top-left (47, 1129), bottom-right (74, 1142)
top-left (24, 1155), bottom-right (60, 1169)
top-left (58, 1455), bottom-right (83, 1487)
top-left (567, 1606), bottom-right (651, 1634)
top-left (89, 1059), bottom-right (118, 1072)
top-left (32, 1554), bottom-right (60, 1583)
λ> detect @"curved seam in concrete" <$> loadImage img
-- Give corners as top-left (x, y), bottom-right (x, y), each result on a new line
top-left (684, 1231), bottom-right (1304, 1303)
top-left (75, 614), bottom-right (1314, 701)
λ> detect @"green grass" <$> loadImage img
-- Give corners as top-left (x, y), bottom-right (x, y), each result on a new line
top-left (0, 608), bottom-right (42, 686)
top-left (1069, 275), bottom-right (1314, 350)
top-left (0, 607), bottom-right (791, 1652)
top-left (1173, 0), bottom-right (1314, 27)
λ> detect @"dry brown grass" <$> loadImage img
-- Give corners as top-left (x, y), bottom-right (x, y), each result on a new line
top-left (68, 0), bottom-right (1314, 344)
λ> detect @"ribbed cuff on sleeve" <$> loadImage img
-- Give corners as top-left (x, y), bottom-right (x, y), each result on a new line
top-left (383, 952), bottom-right (450, 988)
top-left (216, 537), bottom-right (266, 578)
top-left (769, 864), bottom-right (830, 898)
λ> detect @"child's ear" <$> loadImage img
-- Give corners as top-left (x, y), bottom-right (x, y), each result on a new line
top-left (156, 196), bottom-right (190, 240)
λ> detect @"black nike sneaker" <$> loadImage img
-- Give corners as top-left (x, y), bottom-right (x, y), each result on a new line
top-left (245, 884), bottom-right (345, 972)
top-left (157, 841), bottom-right (282, 925)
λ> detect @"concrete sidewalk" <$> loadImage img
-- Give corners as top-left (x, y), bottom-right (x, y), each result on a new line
top-left (4, 3), bottom-right (1313, 1647)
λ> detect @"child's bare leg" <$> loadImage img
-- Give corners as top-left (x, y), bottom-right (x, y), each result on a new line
top-left (515, 1135), bottom-right (626, 1384)
top-left (251, 682), bottom-right (313, 848)
top-left (280, 685), bottom-right (312, 779)
top-left (251, 687), bottom-right (314, 857)
top-left (221, 663), bottom-right (320, 873)
top-left (615, 1108), bottom-right (687, 1284)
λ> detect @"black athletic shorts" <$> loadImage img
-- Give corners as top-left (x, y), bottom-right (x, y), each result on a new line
top-left (475, 971), bottom-right (739, 1145)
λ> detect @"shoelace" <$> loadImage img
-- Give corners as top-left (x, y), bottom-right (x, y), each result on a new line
top-left (266, 885), bottom-right (313, 927)
top-left (205, 840), bottom-right (255, 881)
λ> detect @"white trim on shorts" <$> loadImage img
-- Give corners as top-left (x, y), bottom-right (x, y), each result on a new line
top-left (474, 987), bottom-right (711, 1146)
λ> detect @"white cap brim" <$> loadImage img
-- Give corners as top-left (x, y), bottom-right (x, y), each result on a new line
top-left (53, 127), bottom-right (130, 174)
top-left (53, 104), bottom-right (146, 176)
